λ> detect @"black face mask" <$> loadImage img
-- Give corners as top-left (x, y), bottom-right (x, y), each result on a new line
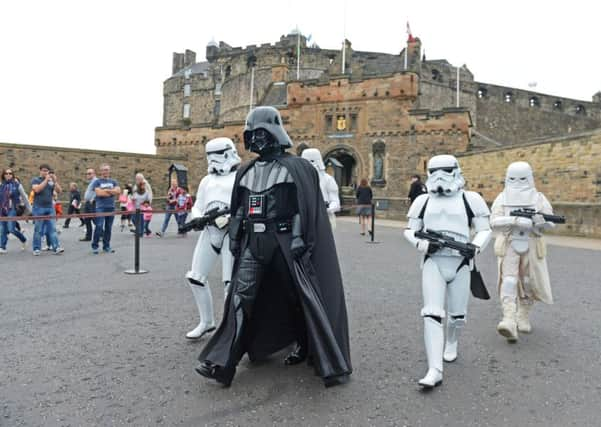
top-left (249, 129), bottom-right (278, 155)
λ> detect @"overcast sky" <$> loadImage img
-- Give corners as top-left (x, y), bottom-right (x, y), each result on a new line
top-left (1, 0), bottom-right (599, 154)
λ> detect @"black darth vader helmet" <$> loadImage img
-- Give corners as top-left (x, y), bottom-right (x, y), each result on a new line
top-left (243, 106), bottom-right (293, 154)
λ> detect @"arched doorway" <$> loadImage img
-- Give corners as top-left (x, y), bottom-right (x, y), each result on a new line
top-left (324, 147), bottom-right (358, 189)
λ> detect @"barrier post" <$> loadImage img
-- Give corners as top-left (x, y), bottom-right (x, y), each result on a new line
top-left (366, 202), bottom-right (380, 244)
top-left (125, 209), bottom-right (148, 274)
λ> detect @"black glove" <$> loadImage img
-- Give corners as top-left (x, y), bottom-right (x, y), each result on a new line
top-left (290, 236), bottom-right (307, 259)
top-left (427, 241), bottom-right (441, 255)
top-left (230, 238), bottom-right (241, 258)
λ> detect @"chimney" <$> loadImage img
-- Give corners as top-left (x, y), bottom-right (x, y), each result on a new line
top-left (184, 49), bottom-right (196, 68)
top-left (172, 52), bottom-right (185, 75)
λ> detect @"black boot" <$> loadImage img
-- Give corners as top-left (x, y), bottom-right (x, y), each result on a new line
top-left (284, 344), bottom-right (307, 365)
top-left (323, 373), bottom-right (350, 388)
top-left (195, 361), bottom-right (236, 387)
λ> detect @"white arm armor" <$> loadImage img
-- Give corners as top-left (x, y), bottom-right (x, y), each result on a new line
top-left (403, 194), bottom-right (428, 249)
top-left (533, 193), bottom-right (556, 232)
top-left (324, 175), bottom-right (341, 213)
top-left (464, 191), bottom-right (492, 252)
top-left (191, 177), bottom-right (208, 219)
top-left (489, 193), bottom-right (516, 232)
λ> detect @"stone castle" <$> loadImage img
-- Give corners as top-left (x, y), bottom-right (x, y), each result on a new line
top-left (154, 31), bottom-right (601, 234)
top-left (2, 31), bottom-right (600, 236)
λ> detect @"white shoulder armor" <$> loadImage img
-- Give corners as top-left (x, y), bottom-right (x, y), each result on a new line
top-left (463, 191), bottom-right (491, 217)
top-left (407, 194), bottom-right (429, 219)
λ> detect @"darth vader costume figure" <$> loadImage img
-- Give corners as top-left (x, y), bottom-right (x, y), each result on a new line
top-left (196, 106), bottom-right (352, 388)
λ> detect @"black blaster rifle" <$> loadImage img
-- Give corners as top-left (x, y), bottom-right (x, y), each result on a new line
top-left (179, 206), bottom-right (230, 233)
top-left (509, 208), bottom-right (566, 224)
top-left (414, 229), bottom-right (490, 300)
top-left (415, 229), bottom-right (478, 259)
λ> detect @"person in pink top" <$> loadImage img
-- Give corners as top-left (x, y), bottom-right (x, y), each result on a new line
top-left (141, 200), bottom-right (153, 236)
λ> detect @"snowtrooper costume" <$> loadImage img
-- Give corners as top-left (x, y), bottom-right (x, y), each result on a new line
top-left (301, 148), bottom-right (341, 229)
top-left (404, 155), bottom-right (492, 388)
top-left (185, 137), bottom-right (240, 340)
top-left (490, 162), bottom-right (554, 342)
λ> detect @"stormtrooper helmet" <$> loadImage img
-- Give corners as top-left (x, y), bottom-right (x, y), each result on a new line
top-left (205, 137), bottom-right (241, 175)
top-left (301, 148), bottom-right (325, 171)
top-left (243, 106), bottom-right (293, 155)
top-left (425, 154), bottom-right (465, 196)
top-left (503, 161), bottom-right (537, 206)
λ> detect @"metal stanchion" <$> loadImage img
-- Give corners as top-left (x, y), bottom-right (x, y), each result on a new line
top-left (125, 209), bottom-right (148, 274)
top-left (366, 202), bottom-right (380, 244)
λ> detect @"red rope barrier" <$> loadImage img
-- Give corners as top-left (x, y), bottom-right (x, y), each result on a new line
top-left (0, 208), bottom-right (193, 222)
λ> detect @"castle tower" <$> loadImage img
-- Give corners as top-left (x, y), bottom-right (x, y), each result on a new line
top-left (206, 39), bottom-right (218, 63)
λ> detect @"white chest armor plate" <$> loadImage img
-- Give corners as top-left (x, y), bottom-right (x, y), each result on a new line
top-left (503, 202), bottom-right (535, 254)
top-left (197, 173), bottom-right (236, 216)
top-left (422, 193), bottom-right (470, 243)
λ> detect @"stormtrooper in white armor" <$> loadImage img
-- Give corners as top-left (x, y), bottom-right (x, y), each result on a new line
top-left (490, 162), bottom-right (555, 342)
top-left (184, 137), bottom-right (240, 340)
top-left (301, 148), bottom-right (341, 229)
top-left (404, 155), bottom-right (492, 388)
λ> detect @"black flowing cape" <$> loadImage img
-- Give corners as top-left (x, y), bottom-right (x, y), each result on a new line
top-left (198, 153), bottom-right (352, 381)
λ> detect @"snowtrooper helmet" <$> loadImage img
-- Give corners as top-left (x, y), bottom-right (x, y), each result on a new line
top-left (205, 137), bottom-right (241, 175)
top-left (301, 148), bottom-right (326, 171)
top-left (503, 161), bottom-right (537, 206)
top-left (243, 106), bottom-right (293, 155)
top-left (425, 154), bottom-right (465, 196)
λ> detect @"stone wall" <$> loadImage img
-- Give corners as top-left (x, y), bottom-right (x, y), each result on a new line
top-left (0, 142), bottom-right (186, 200)
top-left (457, 129), bottom-right (601, 237)
top-left (417, 79), bottom-right (601, 148)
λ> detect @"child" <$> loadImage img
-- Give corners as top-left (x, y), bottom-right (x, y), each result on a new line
top-left (141, 200), bottom-right (153, 236)
top-left (53, 191), bottom-right (63, 233)
top-left (176, 187), bottom-right (193, 236)
top-left (126, 192), bottom-right (135, 231)
top-left (118, 187), bottom-right (131, 231)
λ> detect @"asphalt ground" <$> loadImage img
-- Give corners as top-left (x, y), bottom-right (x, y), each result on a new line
top-left (1, 215), bottom-right (600, 426)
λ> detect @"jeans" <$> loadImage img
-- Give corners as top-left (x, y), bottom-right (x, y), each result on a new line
top-left (143, 220), bottom-right (151, 235)
top-left (32, 207), bottom-right (58, 251)
top-left (0, 208), bottom-right (27, 249)
top-left (160, 205), bottom-right (176, 233)
top-left (83, 201), bottom-right (95, 239)
top-left (176, 212), bottom-right (187, 228)
top-left (92, 206), bottom-right (115, 251)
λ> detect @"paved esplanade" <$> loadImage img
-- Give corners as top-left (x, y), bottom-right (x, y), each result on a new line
top-left (2, 216), bottom-right (600, 426)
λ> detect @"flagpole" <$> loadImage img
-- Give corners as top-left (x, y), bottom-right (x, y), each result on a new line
top-left (456, 66), bottom-right (460, 107)
top-left (404, 21), bottom-right (409, 70)
top-left (249, 66), bottom-right (255, 112)
top-left (296, 27), bottom-right (300, 80)
top-left (342, 0), bottom-right (346, 74)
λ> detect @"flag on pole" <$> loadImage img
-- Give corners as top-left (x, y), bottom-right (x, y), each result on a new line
top-left (407, 21), bottom-right (415, 42)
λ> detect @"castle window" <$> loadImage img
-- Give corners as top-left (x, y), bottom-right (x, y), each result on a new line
top-left (183, 103), bottom-right (190, 119)
top-left (225, 65), bottom-right (231, 78)
top-left (477, 87), bottom-right (488, 98)
top-left (575, 104), bottom-right (586, 115)
top-left (325, 115), bottom-right (333, 131)
top-left (184, 69), bottom-right (192, 79)
top-left (184, 84), bottom-right (191, 97)
top-left (553, 100), bottom-right (563, 110)
top-left (529, 96), bottom-right (540, 107)
top-left (350, 113), bottom-right (358, 131)
top-left (431, 69), bottom-right (442, 82)
top-left (504, 91), bottom-right (513, 103)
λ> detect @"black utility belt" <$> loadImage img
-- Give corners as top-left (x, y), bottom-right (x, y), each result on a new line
top-left (243, 220), bottom-right (292, 233)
